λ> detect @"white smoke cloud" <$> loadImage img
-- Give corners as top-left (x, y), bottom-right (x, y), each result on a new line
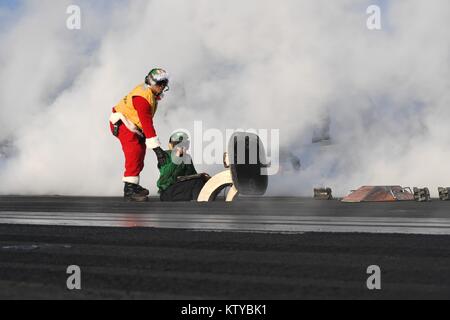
top-left (0, 0), bottom-right (448, 196)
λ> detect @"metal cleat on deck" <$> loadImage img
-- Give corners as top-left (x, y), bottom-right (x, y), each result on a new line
top-left (314, 188), bottom-right (333, 200)
top-left (413, 187), bottom-right (431, 202)
top-left (438, 187), bottom-right (450, 201)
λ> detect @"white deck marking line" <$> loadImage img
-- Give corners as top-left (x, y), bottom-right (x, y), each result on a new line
top-left (1, 212), bottom-right (450, 235)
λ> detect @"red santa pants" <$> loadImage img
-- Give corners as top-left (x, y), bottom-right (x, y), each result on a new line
top-left (110, 122), bottom-right (146, 185)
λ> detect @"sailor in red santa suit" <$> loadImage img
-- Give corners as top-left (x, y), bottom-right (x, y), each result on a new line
top-left (109, 68), bottom-right (170, 201)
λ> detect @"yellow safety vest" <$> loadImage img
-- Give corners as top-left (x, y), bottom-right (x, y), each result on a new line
top-left (115, 83), bottom-right (157, 130)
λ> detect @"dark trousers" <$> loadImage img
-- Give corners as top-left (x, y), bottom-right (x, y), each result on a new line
top-left (160, 178), bottom-right (206, 202)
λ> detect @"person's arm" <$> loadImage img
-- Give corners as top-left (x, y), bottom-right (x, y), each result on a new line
top-left (133, 96), bottom-right (167, 167)
top-left (133, 96), bottom-right (158, 146)
top-left (157, 152), bottom-right (179, 191)
top-left (184, 155), bottom-right (197, 175)
top-left (182, 155), bottom-right (210, 182)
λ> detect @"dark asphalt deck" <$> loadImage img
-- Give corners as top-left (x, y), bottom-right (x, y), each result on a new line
top-left (1, 196), bottom-right (450, 218)
top-left (1, 196), bottom-right (450, 234)
top-left (0, 196), bottom-right (449, 299)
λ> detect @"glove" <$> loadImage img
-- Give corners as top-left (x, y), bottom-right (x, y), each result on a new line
top-left (153, 147), bottom-right (168, 169)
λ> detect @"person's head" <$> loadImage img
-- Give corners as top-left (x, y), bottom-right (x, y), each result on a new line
top-left (168, 131), bottom-right (190, 151)
top-left (145, 68), bottom-right (170, 98)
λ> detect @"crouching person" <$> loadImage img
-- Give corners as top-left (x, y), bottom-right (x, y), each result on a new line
top-left (158, 132), bottom-right (211, 202)
top-left (158, 132), bottom-right (210, 202)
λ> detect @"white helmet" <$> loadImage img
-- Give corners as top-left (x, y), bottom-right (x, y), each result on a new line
top-left (145, 68), bottom-right (170, 89)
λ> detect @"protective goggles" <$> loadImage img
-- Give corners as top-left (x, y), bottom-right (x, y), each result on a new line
top-left (156, 80), bottom-right (170, 92)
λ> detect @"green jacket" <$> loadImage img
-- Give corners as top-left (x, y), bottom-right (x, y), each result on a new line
top-left (157, 150), bottom-right (197, 192)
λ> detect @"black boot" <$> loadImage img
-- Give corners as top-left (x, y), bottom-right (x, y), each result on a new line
top-left (124, 183), bottom-right (148, 202)
top-left (134, 184), bottom-right (150, 196)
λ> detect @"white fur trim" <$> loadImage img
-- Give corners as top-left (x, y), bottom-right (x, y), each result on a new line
top-left (123, 176), bottom-right (140, 184)
top-left (146, 136), bottom-right (161, 149)
top-left (109, 112), bottom-right (144, 137)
